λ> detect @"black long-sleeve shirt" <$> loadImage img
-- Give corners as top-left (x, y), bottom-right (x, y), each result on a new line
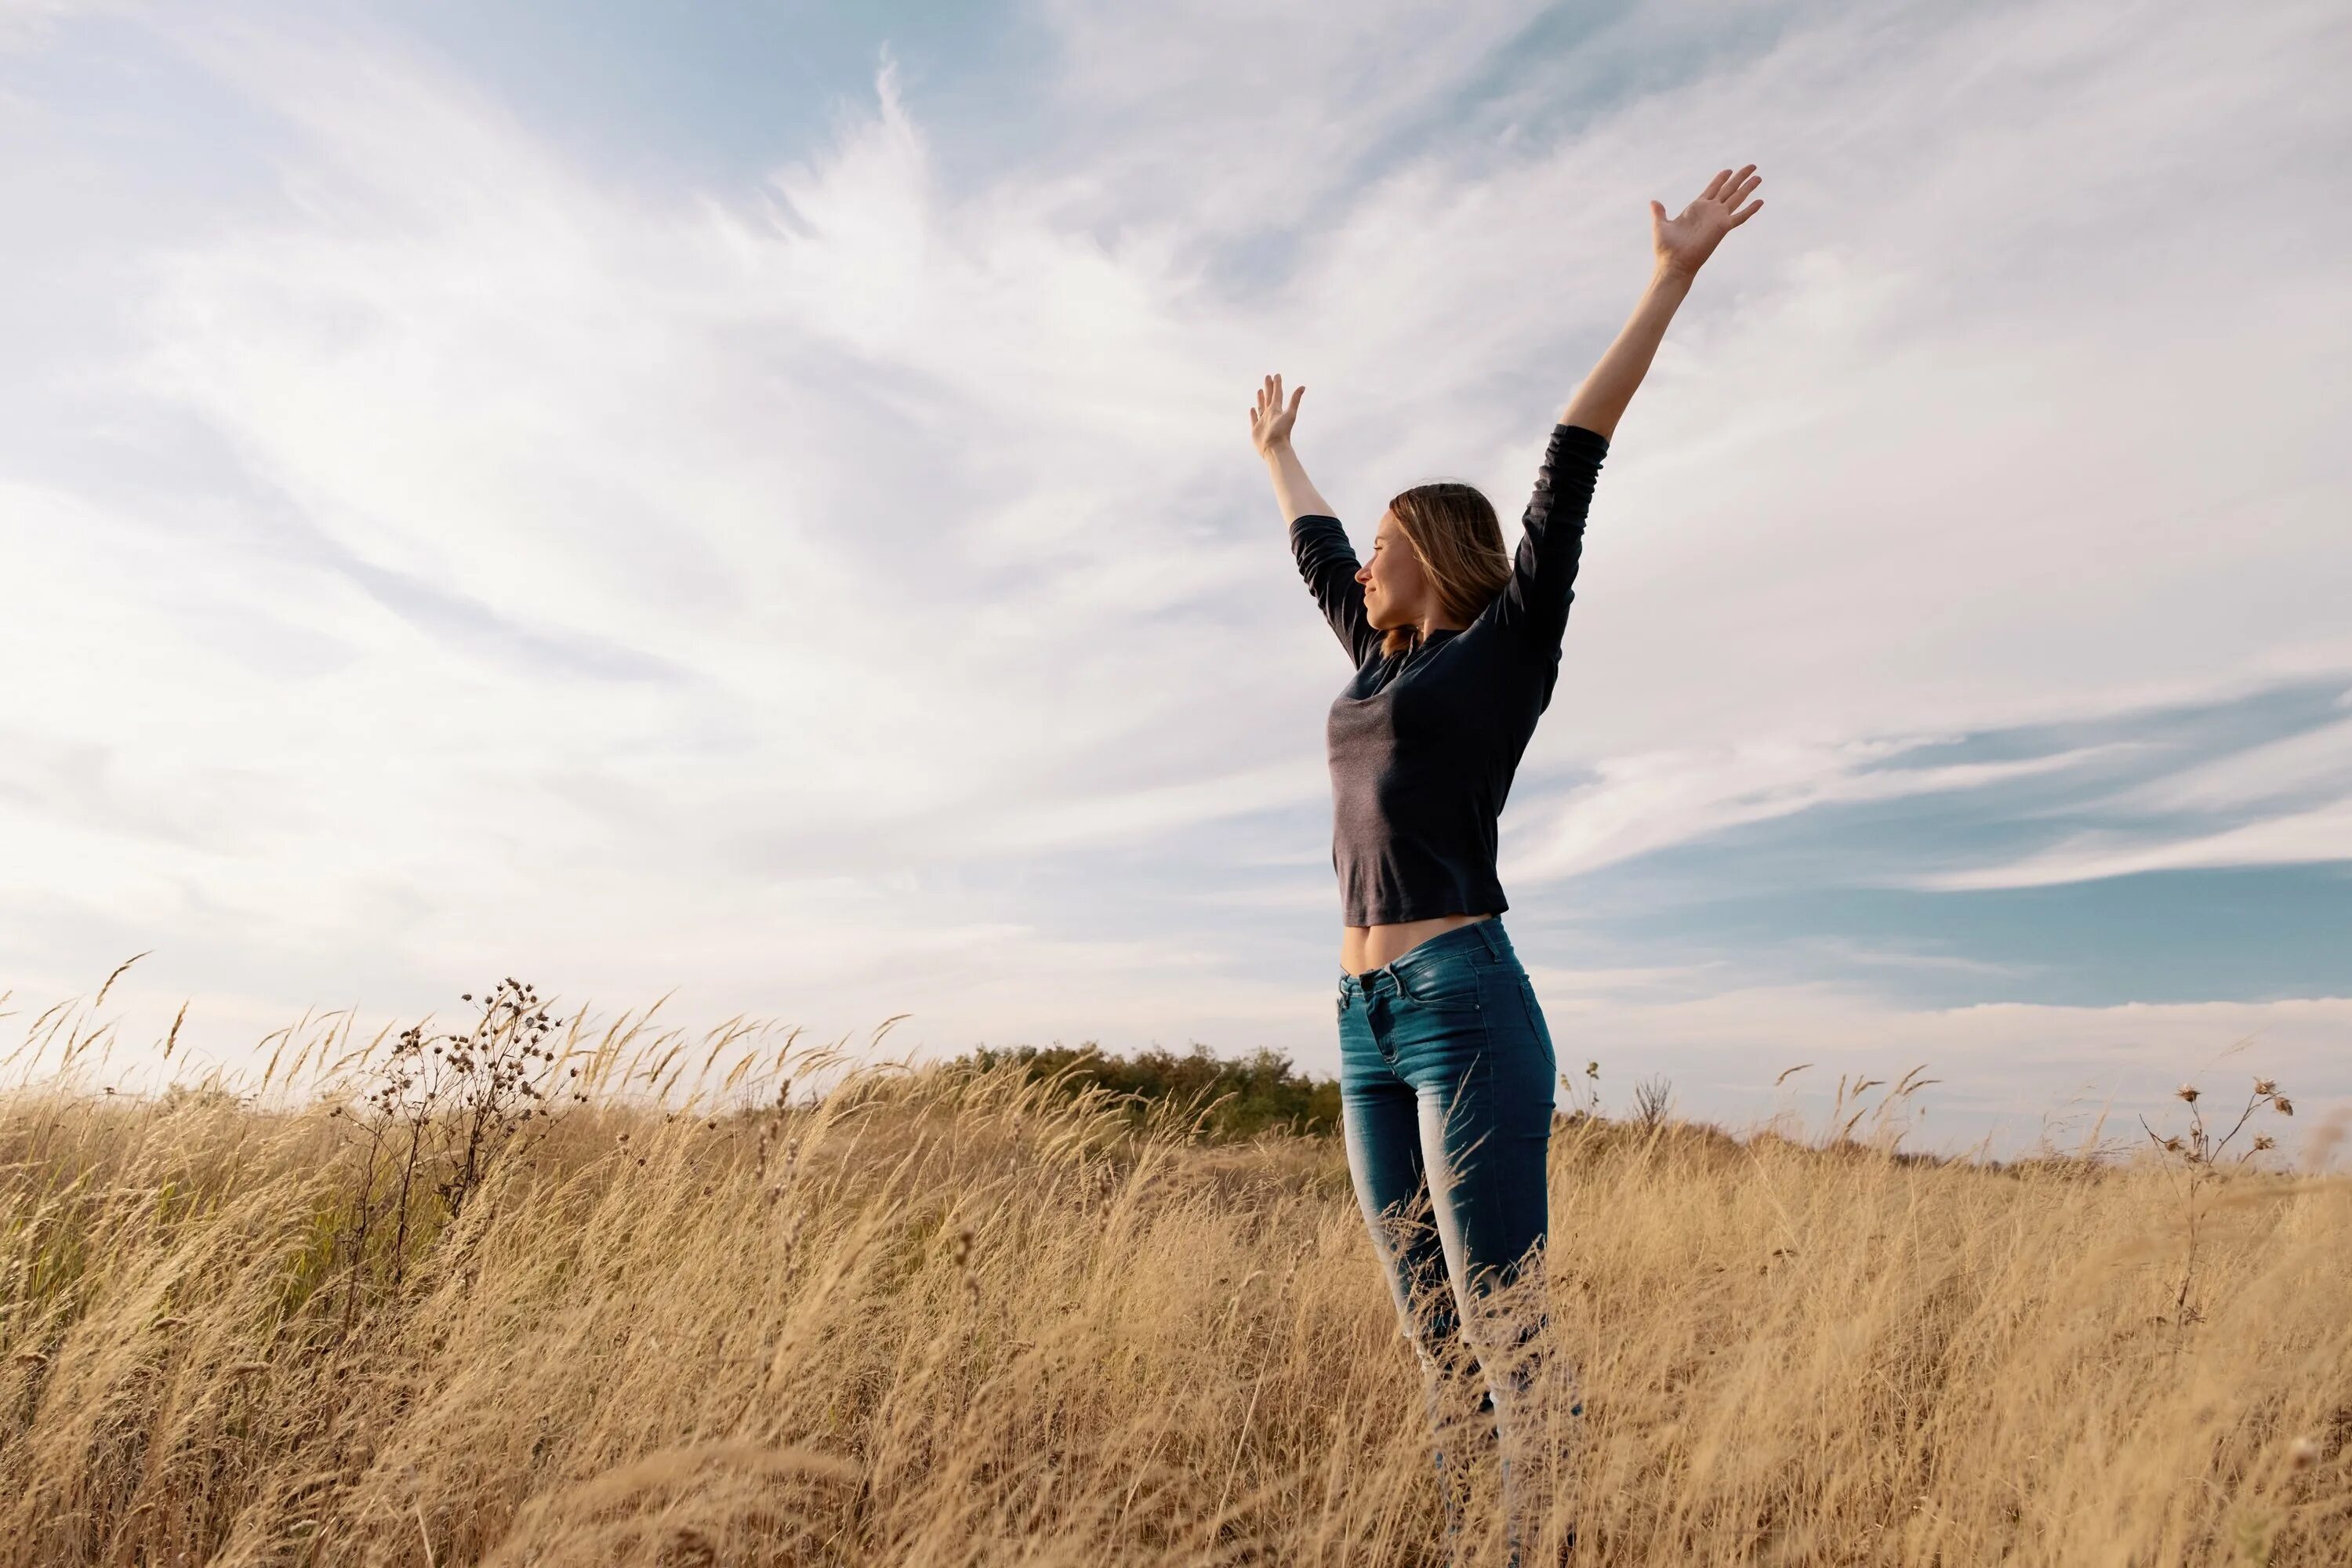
top-left (1288, 423), bottom-right (1610, 926)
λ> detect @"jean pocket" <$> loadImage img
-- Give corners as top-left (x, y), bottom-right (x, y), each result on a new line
top-left (1515, 975), bottom-right (1555, 1070)
top-left (1396, 957), bottom-right (1483, 1007)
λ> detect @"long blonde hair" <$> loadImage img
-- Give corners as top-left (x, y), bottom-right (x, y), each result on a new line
top-left (1377, 481), bottom-right (1508, 658)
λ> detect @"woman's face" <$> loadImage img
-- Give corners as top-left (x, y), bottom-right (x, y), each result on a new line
top-left (1356, 510), bottom-right (1432, 630)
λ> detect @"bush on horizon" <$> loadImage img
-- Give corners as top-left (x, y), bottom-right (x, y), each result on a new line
top-left (950, 1041), bottom-right (1342, 1142)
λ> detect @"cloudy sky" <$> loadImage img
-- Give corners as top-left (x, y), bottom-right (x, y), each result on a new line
top-left (5, 0), bottom-right (2347, 1156)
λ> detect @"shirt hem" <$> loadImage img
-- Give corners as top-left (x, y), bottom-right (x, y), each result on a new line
top-left (1342, 900), bottom-right (1509, 927)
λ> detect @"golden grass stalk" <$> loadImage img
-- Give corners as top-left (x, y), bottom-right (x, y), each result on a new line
top-left (0, 1031), bottom-right (2344, 1564)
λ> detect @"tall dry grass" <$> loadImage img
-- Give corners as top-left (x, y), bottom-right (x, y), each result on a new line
top-left (0, 984), bottom-right (2346, 1566)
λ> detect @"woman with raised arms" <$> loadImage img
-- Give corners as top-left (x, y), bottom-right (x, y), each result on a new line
top-left (1249, 164), bottom-right (1763, 1564)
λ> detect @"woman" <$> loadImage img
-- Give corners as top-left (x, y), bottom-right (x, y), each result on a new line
top-left (1250, 165), bottom-right (1762, 1563)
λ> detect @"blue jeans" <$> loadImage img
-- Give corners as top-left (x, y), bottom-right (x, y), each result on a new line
top-left (1338, 916), bottom-right (1573, 1563)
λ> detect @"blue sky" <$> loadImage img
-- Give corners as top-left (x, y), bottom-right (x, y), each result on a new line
top-left (4, 0), bottom-right (2348, 1156)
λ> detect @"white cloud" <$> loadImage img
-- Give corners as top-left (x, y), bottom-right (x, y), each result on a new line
top-left (1511, 738), bottom-right (2122, 882)
top-left (0, 0), bottom-right (97, 49)
top-left (2111, 716), bottom-right (2352, 815)
top-left (1550, 983), bottom-right (2352, 1159)
top-left (2, 0), bottom-right (2350, 1102)
top-left (1916, 802), bottom-right (2352, 891)
top-left (1024, 0), bottom-right (1562, 239)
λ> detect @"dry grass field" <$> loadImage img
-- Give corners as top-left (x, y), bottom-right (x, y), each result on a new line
top-left (1, 979), bottom-right (2347, 1566)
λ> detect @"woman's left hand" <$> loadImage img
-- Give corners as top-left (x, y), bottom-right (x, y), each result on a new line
top-left (1651, 164), bottom-right (1762, 278)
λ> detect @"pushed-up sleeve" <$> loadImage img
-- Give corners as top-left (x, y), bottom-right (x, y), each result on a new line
top-left (1479, 423), bottom-right (1610, 657)
top-left (1289, 514), bottom-right (1384, 667)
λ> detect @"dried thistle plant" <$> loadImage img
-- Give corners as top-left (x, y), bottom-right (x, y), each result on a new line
top-left (327, 978), bottom-right (572, 1322)
top-left (2140, 1076), bottom-right (2293, 1170)
top-left (2136, 1073), bottom-right (2297, 1345)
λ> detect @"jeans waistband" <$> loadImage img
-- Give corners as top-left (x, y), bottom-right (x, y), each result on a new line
top-left (1339, 917), bottom-right (1512, 998)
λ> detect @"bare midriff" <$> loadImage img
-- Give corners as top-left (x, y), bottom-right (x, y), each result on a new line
top-left (1342, 912), bottom-right (1494, 978)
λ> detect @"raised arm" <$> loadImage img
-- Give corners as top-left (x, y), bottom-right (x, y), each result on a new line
top-left (1486, 164), bottom-right (1764, 655)
top-left (1252, 374), bottom-right (1331, 522)
top-left (1254, 373), bottom-right (1383, 666)
top-left (1561, 164), bottom-right (1762, 439)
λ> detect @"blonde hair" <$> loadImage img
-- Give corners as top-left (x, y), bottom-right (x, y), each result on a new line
top-left (1377, 482), bottom-right (1508, 658)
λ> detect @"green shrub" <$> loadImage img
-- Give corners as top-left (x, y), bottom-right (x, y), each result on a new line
top-left (951, 1043), bottom-right (1339, 1142)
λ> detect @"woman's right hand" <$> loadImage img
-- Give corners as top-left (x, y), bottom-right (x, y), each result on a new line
top-left (1250, 372), bottom-right (1305, 456)
top-left (1651, 165), bottom-right (1762, 279)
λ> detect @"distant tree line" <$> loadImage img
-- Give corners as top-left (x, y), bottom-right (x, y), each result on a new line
top-left (951, 1043), bottom-right (1341, 1142)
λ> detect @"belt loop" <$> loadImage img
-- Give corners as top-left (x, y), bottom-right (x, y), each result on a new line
top-left (1478, 918), bottom-right (1504, 959)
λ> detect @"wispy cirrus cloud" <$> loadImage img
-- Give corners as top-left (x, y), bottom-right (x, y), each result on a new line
top-left (1512, 738), bottom-right (2127, 884)
top-left (2, 0), bottom-right (2349, 1152)
top-left (1918, 804), bottom-right (2352, 893)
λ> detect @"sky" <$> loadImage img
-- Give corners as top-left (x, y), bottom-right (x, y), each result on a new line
top-left (4, 0), bottom-right (2349, 1158)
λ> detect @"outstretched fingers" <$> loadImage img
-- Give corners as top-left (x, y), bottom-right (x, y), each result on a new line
top-left (1250, 374), bottom-right (1304, 440)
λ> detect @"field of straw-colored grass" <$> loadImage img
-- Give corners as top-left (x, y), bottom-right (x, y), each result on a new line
top-left (1, 981), bottom-right (2347, 1566)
